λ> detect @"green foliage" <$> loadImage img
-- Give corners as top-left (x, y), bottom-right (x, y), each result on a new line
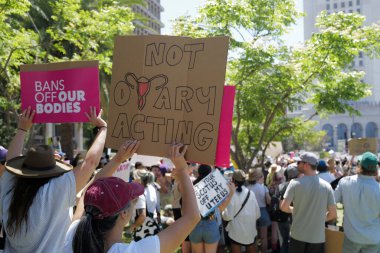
top-left (172, 1), bottom-right (380, 170)
top-left (0, 0), bottom-right (138, 147)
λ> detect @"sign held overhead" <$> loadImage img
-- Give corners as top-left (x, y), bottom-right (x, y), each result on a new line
top-left (107, 36), bottom-right (230, 165)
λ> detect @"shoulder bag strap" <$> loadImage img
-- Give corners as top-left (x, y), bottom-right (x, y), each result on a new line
top-left (233, 190), bottom-right (250, 219)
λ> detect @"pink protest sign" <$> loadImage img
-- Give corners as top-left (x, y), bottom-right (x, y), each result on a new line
top-left (215, 86), bottom-right (236, 167)
top-left (20, 61), bottom-right (100, 123)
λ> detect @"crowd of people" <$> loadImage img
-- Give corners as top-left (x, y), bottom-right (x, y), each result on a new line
top-left (0, 107), bottom-right (379, 253)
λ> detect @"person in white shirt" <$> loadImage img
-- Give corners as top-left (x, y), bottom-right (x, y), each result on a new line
top-left (65, 144), bottom-right (200, 253)
top-left (222, 170), bottom-right (260, 253)
top-left (1, 106), bottom-right (108, 253)
top-left (317, 160), bottom-right (335, 183)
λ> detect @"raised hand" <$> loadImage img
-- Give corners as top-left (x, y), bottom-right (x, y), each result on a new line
top-left (18, 106), bottom-right (35, 132)
top-left (85, 106), bottom-right (107, 128)
top-left (169, 143), bottom-right (188, 170)
top-left (114, 139), bottom-right (140, 163)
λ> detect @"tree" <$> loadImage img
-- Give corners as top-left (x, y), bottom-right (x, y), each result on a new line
top-left (0, 0), bottom-right (137, 152)
top-left (172, 0), bottom-right (380, 171)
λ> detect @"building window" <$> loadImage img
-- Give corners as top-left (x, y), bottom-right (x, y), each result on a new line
top-left (366, 122), bottom-right (378, 138)
top-left (322, 124), bottom-right (334, 148)
top-left (359, 52), bottom-right (363, 58)
top-left (356, 0), bottom-right (360, 5)
top-left (337, 124), bottom-right (348, 140)
top-left (326, 4), bottom-right (330, 10)
top-left (357, 8), bottom-right (360, 13)
top-left (351, 123), bottom-right (363, 138)
top-left (359, 60), bottom-right (363, 66)
top-left (333, 3), bottom-right (337, 9)
top-left (349, 1), bottom-right (352, 7)
top-left (341, 2), bottom-right (345, 7)
top-left (349, 9), bottom-right (353, 13)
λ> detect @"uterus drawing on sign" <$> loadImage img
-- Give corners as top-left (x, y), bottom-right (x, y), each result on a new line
top-left (115, 73), bottom-right (168, 110)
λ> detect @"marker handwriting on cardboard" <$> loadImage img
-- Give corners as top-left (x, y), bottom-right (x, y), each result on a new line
top-left (145, 43), bottom-right (204, 69)
top-left (111, 114), bottom-right (214, 151)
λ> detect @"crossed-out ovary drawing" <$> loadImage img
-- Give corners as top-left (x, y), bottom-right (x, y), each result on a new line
top-left (115, 73), bottom-right (168, 110)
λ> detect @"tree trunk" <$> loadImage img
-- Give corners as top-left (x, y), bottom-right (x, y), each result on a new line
top-left (60, 123), bottom-right (74, 160)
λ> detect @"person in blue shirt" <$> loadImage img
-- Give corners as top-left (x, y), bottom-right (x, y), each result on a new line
top-left (334, 152), bottom-right (380, 253)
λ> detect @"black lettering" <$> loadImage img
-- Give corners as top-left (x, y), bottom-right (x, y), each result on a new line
top-left (111, 113), bottom-right (131, 138)
top-left (196, 86), bottom-right (216, 115)
top-left (166, 45), bottom-right (183, 66)
top-left (175, 121), bottom-right (193, 145)
top-left (131, 114), bottom-right (145, 139)
top-left (175, 86), bottom-right (193, 112)
top-left (184, 43), bottom-right (204, 69)
top-left (153, 87), bottom-right (171, 109)
top-left (145, 43), bottom-right (165, 66)
top-left (194, 122), bottom-right (213, 151)
top-left (165, 119), bottom-right (174, 144)
top-left (146, 116), bottom-right (165, 142)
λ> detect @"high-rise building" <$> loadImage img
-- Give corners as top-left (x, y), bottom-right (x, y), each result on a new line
top-left (133, 0), bottom-right (164, 35)
top-left (298, 0), bottom-right (380, 151)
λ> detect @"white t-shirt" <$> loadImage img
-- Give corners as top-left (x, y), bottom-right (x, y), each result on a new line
top-left (318, 172), bottom-right (335, 183)
top-left (145, 184), bottom-right (159, 216)
top-left (64, 220), bottom-right (160, 253)
top-left (222, 187), bottom-right (260, 245)
top-left (0, 171), bottom-right (76, 253)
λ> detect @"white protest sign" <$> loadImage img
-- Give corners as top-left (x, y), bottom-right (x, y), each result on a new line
top-left (112, 161), bottom-right (130, 182)
top-left (193, 170), bottom-right (230, 217)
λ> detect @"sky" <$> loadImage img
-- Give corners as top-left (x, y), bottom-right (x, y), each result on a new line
top-left (160, 0), bottom-right (304, 46)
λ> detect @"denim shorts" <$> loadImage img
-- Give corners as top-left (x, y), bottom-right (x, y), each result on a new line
top-left (189, 219), bottom-right (220, 244)
top-left (257, 207), bottom-right (271, 227)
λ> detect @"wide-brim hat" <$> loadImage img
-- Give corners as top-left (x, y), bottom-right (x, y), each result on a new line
top-left (5, 145), bottom-right (72, 178)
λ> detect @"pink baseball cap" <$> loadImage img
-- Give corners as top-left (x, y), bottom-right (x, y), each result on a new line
top-left (84, 177), bottom-right (144, 219)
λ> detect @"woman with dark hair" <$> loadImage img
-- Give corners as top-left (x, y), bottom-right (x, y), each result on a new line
top-left (222, 170), bottom-right (260, 253)
top-left (0, 106), bottom-right (109, 252)
top-left (65, 144), bottom-right (200, 253)
top-left (189, 165), bottom-right (234, 253)
top-left (247, 169), bottom-right (271, 253)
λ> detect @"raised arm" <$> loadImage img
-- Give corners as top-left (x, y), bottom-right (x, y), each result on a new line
top-left (73, 107), bottom-right (107, 193)
top-left (94, 139), bottom-right (140, 180)
top-left (71, 139), bottom-right (140, 222)
top-left (158, 144), bottom-right (200, 253)
top-left (6, 107), bottom-right (35, 160)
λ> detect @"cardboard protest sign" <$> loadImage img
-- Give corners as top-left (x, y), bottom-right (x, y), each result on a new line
top-left (266, 142), bottom-right (284, 158)
top-left (325, 228), bottom-right (344, 253)
top-left (193, 170), bottom-right (230, 217)
top-left (20, 61), bottom-right (100, 123)
top-left (106, 36), bottom-right (229, 165)
top-left (348, 138), bottom-right (377, 155)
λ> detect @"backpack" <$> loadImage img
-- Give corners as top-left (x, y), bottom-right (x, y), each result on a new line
top-left (267, 183), bottom-right (290, 222)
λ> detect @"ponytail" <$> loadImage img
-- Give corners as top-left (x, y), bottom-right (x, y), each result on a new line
top-left (233, 179), bottom-right (245, 193)
top-left (72, 206), bottom-right (118, 253)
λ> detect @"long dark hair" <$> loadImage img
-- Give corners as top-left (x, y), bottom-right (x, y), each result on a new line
top-left (193, 164), bottom-right (212, 185)
top-left (7, 177), bottom-right (51, 236)
top-left (73, 205), bottom-right (119, 253)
